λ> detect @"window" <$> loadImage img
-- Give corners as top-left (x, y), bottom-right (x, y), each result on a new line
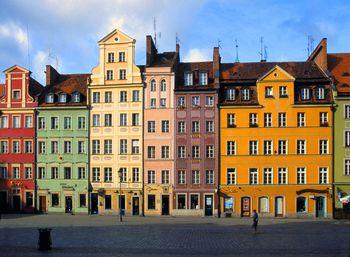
top-left (177, 96), bottom-right (185, 107)
top-left (120, 113), bottom-right (127, 126)
top-left (119, 69), bottom-right (126, 80)
top-left (132, 168), bottom-right (139, 182)
top-left (147, 146), bottom-right (155, 159)
top-left (227, 89), bottom-right (235, 100)
top-left (72, 92), bottom-right (80, 103)
top-left (148, 170), bottom-right (155, 184)
top-left (64, 117), bottom-right (71, 129)
top-left (64, 167), bottom-right (71, 179)
top-left (190, 195), bottom-right (199, 209)
top-left (184, 72), bottom-right (193, 86)
top-left (319, 112), bottom-right (328, 126)
top-left (206, 120), bottom-right (214, 132)
top-left (132, 140), bottom-right (140, 154)
top-left (177, 194), bottom-right (186, 209)
top-left (205, 96), bottom-right (214, 107)
top-left (92, 167), bottom-right (100, 182)
top-left (345, 105), bottom-right (350, 119)
top-left (51, 141), bottom-right (59, 154)
top-left (12, 167), bottom-right (20, 179)
top-left (296, 197), bottom-right (307, 213)
top-left (120, 168), bottom-right (127, 182)
top-left (24, 116), bottom-right (33, 128)
top-left (206, 145), bottom-right (214, 158)
top-left (249, 113), bottom-right (258, 127)
top-left (297, 167), bottom-right (306, 184)
top-left (227, 168), bottom-right (236, 185)
top-left (132, 90), bottom-right (139, 102)
top-left (150, 98), bottom-right (156, 108)
top-left (51, 167), bottom-right (59, 179)
top-left (279, 86), bottom-right (288, 97)
top-left (120, 139), bottom-right (127, 154)
top-left (0, 116), bottom-right (8, 128)
top-left (192, 145), bottom-right (200, 159)
top-left (51, 117), bottom-right (58, 129)
top-left (178, 170), bottom-right (186, 184)
top-left (206, 170), bottom-right (214, 184)
top-left (80, 194), bottom-right (86, 208)
top-left (178, 121), bottom-right (186, 133)
top-left (249, 168), bottom-right (258, 184)
top-left (52, 194), bottom-right (59, 207)
top-left (92, 114), bottom-right (100, 127)
top-left (0, 141), bottom-right (8, 153)
top-left (13, 90), bottom-right (21, 99)
top-left (161, 146), bottom-right (170, 159)
top-left (227, 114), bottom-right (236, 128)
top-left (301, 88), bottom-right (310, 100)
top-left (264, 113), bottom-right (272, 127)
top-left (107, 52), bottom-right (114, 62)
top-left (105, 91), bottom-right (112, 103)
top-left (24, 141), bottom-right (32, 153)
top-left (38, 167), bottom-right (45, 179)
top-left (242, 88), bottom-right (250, 101)
top-left (192, 170), bottom-right (200, 184)
top-left (278, 113), bottom-right (286, 127)
top-left (319, 140), bottom-right (328, 154)
top-left (278, 168), bottom-right (287, 184)
top-left (78, 167), bottom-right (86, 179)
top-left (297, 112), bottom-right (305, 127)
top-left (25, 167), bottom-right (33, 180)
top-left (92, 140), bottom-right (100, 154)
top-left (12, 116), bottom-right (20, 128)
top-left (46, 93), bottom-right (54, 103)
top-left (249, 140), bottom-right (258, 155)
top-left (316, 87), bottom-right (325, 100)
top-left (120, 91), bottom-right (127, 102)
top-left (161, 120), bottom-right (169, 133)
top-left (148, 195), bottom-right (156, 209)
top-left (345, 159), bottom-right (350, 176)
top-left (105, 195), bottom-right (112, 209)
top-left (297, 140), bottom-right (306, 155)
top-left (12, 141), bottom-right (20, 153)
top-left (259, 197), bottom-right (269, 213)
top-left (346, 131), bottom-right (350, 147)
top-left (178, 146), bottom-right (186, 158)
top-left (64, 141), bottom-right (71, 154)
top-left (25, 192), bottom-right (33, 207)
top-left (161, 170), bottom-right (170, 184)
top-left (278, 140), bottom-right (287, 155)
top-left (58, 93), bottom-right (67, 103)
top-left (227, 141), bottom-right (236, 155)
top-left (192, 96), bottom-right (200, 107)
top-left (0, 167), bottom-right (8, 179)
top-left (132, 113), bottom-right (140, 126)
top-left (148, 121), bottom-right (155, 133)
top-left (150, 79), bottom-right (156, 91)
top-left (78, 117), bottom-right (86, 129)
top-left (119, 52), bottom-right (126, 62)
top-left (319, 167), bottom-right (328, 184)
top-left (160, 98), bottom-right (166, 107)
top-left (263, 168), bottom-right (273, 184)
top-left (92, 92), bottom-right (100, 103)
top-left (263, 140), bottom-right (273, 155)
top-left (104, 167), bottom-right (112, 182)
top-left (160, 79), bottom-right (166, 91)
top-left (38, 141), bottom-right (45, 154)
top-left (198, 71), bottom-right (207, 85)
top-left (192, 121), bottom-right (200, 133)
top-left (104, 139), bottom-right (112, 154)
top-left (265, 87), bottom-right (273, 97)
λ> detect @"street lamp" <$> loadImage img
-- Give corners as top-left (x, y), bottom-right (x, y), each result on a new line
top-left (118, 168), bottom-right (123, 222)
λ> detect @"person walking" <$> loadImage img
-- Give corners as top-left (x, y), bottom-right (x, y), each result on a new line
top-left (252, 209), bottom-right (259, 233)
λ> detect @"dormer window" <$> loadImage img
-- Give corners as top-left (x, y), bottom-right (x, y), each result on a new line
top-left (184, 72), bottom-right (193, 86)
top-left (316, 87), bottom-right (325, 100)
top-left (58, 93), bottom-right (67, 103)
top-left (72, 92), bottom-right (80, 103)
top-left (226, 89), bottom-right (235, 100)
top-left (242, 88), bottom-right (250, 101)
top-left (301, 88), bottom-right (310, 100)
top-left (199, 72), bottom-right (208, 86)
top-left (46, 93), bottom-right (54, 103)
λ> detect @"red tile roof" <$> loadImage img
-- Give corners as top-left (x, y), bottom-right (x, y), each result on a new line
top-left (327, 53), bottom-right (350, 96)
top-left (0, 83), bottom-right (5, 98)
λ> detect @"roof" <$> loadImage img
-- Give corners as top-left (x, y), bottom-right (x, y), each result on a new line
top-left (38, 73), bottom-right (90, 107)
top-left (327, 53), bottom-right (350, 96)
top-left (175, 62), bottom-right (215, 90)
top-left (29, 78), bottom-right (44, 98)
top-left (0, 84), bottom-right (5, 98)
top-left (220, 61), bottom-right (327, 82)
top-left (150, 52), bottom-right (178, 67)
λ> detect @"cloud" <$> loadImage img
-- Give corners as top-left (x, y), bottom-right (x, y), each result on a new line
top-left (32, 50), bottom-right (63, 83)
top-left (183, 48), bottom-right (211, 62)
top-left (0, 22), bottom-right (28, 51)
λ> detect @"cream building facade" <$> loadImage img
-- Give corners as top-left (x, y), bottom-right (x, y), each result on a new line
top-left (89, 29), bottom-right (143, 215)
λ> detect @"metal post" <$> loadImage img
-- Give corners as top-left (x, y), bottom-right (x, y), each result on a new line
top-left (118, 168), bottom-right (122, 222)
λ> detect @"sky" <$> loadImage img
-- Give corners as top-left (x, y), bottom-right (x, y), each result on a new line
top-left (0, 0), bottom-right (349, 84)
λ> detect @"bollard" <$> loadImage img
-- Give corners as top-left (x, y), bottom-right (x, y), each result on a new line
top-left (38, 228), bottom-right (52, 250)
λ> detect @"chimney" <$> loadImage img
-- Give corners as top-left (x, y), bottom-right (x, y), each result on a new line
top-left (45, 65), bottom-right (59, 86)
top-left (307, 38), bottom-right (327, 71)
top-left (213, 47), bottom-right (220, 85)
top-left (146, 35), bottom-right (157, 67)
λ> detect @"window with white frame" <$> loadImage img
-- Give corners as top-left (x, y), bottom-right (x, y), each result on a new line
top-left (120, 91), bottom-right (127, 102)
top-left (192, 145), bottom-right (200, 158)
top-left (119, 52), bottom-right (126, 62)
top-left (150, 79), bottom-right (156, 91)
top-left (120, 139), bottom-right (127, 154)
top-left (46, 93), bottom-right (54, 103)
top-left (178, 170), bottom-right (186, 184)
top-left (345, 159), bottom-right (350, 176)
top-left (301, 88), bottom-right (310, 100)
top-left (64, 167), bottom-right (72, 180)
top-left (120, 113), bottom-right (127, 126)
top-left (178, 146), bottom-right (186, 158)
top-left (0, 116), bottom-right (8, 128)
top-left (12, 141), bottom-right (20, 153)
top-left (161, 170), bottom-right (170, 184)
top-left (106, 70), bottom-right (113, 80)
top-left (64, 141), bottom-right (72, 154)
top-left (278, 168), bottom-right (287, 184)
top-left (12, 116), bottom-right (20, 128)
top-left (148, 170), bottom-right (155, 184)
top-left (345, 131), bottom-right (350, 147)
top-left (205, 96), bottom-right (214, 106)
top-left (120, 168), bottom-right (127, 182)
top-left (24, 141), bottom-right (32, 153)
top-left (278, 140), bottom-right (287, 155)
top-left (51, 167), bottom-right (59, 179)
top-left (265, 87), bottom-right (273, 97)
top-left (160, 98), bottom-right (166, 107)
top-left (264, 113), bottom-right (272, 127)
top-left (297, 140), bottom-right (306, 154)
top-left (132, 168), bottom-right (139, 182)
top-left (227, 168), bottom-right (236, 185)
top-left (242, 88), bottom-right (250, 101)
top-left (38, 117), bottom-right (45, 130)
top-left (206, 170), bottom-right (214, 184)
top-left (105, 91), bottom-right (112, 103)
top-left (0, 167), bottom-right (8, 179)
top-left (227, 141), bottom-right (236, 155)
top-left (38, 167), bottom-right (46, 179)
top-left (51, 141), bottom-right (58, 154)
top-left (199, 72), bottom-right (208, 85)
top-left (279, 86), bottom-right (288, 97)
top-left (259, 197), bottom-right (269, 213)
top-left (104, 139), bottom-right (112, 154)
top-left (92, 114), bottom-right (100, 127)
top-left (58, 93), bottom-right (67, 103)
top-left (178, 121), bottom-right (186, 133)
top-left (104, 167), bottom-right (113, 182)
top-left (297, 167), bottom-right (306, 184)
top-left (263, 140), bottom-right (273, 155)
top-left (319, 167), bottom-right (328, 184)
top-left (206, 145), bottom-right (214, 158)
top-left (150, 98), bottom-right (156, 108)
top-left (107, 52), bottom-right (114, 63)
top-left (148, 121), bottom-right (155, 133)
top-left (147, 146), bottom-right (155, 159)
top-left (192, 121), bottom-right (200, 133)
top-left (192, 170), bottom-right (200, 184)
top-left (25, 167), bottom-right (32, 179)
top-left (161, 146), bottom-right (170, 159)
top-left (297, 112), bottom-right (305, 127)
top-left (249, 113), bottom-right (258, 127)
top-left (161, 120), bottom-right (169, 133)
top-left (104, 114), bottom-right (112, 127)
top-left (132, 90), bottom-right (139, 102)
top-left (119, 69), bottom-right (126, 80)
top-left (249, 140), bottom-right (258, 155)
top-left (319, 140), bottom-right (328, 154)
top-left (184, 72), bottom-right (193, 86)
top-left (206, 120), bottom-right (214, 133)
top-left (227, 113), bottom-right (236, 128)
top-left (345, 105), bottom-right (350, 119)
top-left (12, 167), bottom-right (20, 179)
top-left (78, 167), bottom-right (86, 179)
top-left (92, 92), bottom-right (100, 103)
top-left (24, 116), bottom-right (33, 128)
top-left (278, 113), bottom-right (286, 127)
top-left (78, 141), bottom-right (85, 154)
top-left (51, 117), bottom-right (58, 129)
top-left (38, 141), bottom-right (45, 154)
top-left (316, 87), bottom-right (325, 100)
top-left (263, 168), bottom-right (273, 184)
top-left (64, 117), bottom-right (71, 129)
top-left (71, 91), bottom-right (79, 102)
top-left (160, 79), bottom-right (166, 91)
top-left (177, 96), bottom-right (185, 107)
top-left (92, 167), bottom-right (100, 182)
top-left (320, 112), bottom-right (328, 126)
top-left (132, 113), bottom-right (140, 126)
top-left (192, 96), bottom-right (200, 107)
top-left (92, 140), bottom-right (100, 154)
top-left (249, 168), bottom-right (258, 184)
top-left (0, 141), bottom-right (8, 153)
top-left (227, 88), bottom-right (235, 100)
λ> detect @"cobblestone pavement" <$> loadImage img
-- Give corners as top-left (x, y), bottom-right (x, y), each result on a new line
top-left (0, 214), bottom-right (349, 257)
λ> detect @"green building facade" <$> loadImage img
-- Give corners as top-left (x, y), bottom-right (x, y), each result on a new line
top-left (36, 66), bottom-right (90, 214)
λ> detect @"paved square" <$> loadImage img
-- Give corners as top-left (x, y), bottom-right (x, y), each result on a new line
top-left (0, 215), bottom-right (349, 257)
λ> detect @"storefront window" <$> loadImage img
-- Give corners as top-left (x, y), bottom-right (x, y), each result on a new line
top-left (224, 197), bottom-right (233, 212)
top-left (148, 195), bottom-right (155, 209)
top-left (52, 194), bottom-right (59, 207)
top-left (190, 195), bottom-right (199, 209)
top-left (296, 197), bottom-right (307, 213)
top-left (259, 197), bottom-right (269, 213)
top-left (177, 194), bottom-right (186, 209)
top-left (25, 192), bottom-right (33, 207)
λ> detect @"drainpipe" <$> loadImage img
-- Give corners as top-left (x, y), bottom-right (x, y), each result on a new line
top-left (217, 93), bottom-right (221, 218)
top-left (141, 78), bottom-right (145, 217)
top-left (331, 97), bottom-right (336, 219)
top-left (34, 109), bottom-right (38, 213)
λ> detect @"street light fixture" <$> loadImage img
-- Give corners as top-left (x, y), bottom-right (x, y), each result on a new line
top-left (118, 168), bottom-right (123, 222)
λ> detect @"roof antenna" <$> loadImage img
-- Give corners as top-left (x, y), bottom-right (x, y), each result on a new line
top-left (307, 35), bottom-right (315, 57)
top-left (176, 33), bottom-right (182, 45)
top-left (153, 17), bottom-right (161, 50)
top-left (264, 45), bottom-right (268, 61)
top-left (48, 49), bottom-right (59, 71)
top-left (26, 24), bottom-right (31, 71)
top-left (235, 39), bottom-right (239, 63)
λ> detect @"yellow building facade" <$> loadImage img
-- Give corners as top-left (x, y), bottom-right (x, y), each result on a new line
top-left (220, 64), bottom-right (333, 218)
top-left (89, 29), bottom-right (143, 215)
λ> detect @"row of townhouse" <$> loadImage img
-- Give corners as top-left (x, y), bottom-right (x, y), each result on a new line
top-left (0, 30), bottom-right (349, 218)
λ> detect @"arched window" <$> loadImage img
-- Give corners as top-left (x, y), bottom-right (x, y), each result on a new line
top-left (160, 79), bottom-right (166, 92)
top-left (296, 196), bottom-right (307, 213)
top-left (259, 197), bottom-right (269, 213)
top-left (46, 93), bottom-right (54, 103)
top-left (150, 79), bottom-right (156, 92)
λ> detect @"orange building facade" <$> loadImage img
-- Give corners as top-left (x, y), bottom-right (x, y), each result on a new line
top-left (219, 63), bottom-right (334, 218)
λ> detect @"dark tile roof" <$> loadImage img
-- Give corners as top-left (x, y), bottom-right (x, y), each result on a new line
top-left (151, 52), bottom-right (178, 67)
top-left (175, 62), bottom-right (215, 90)
top-left (29, 78), bottom-right (44, 98)
top-left (327, 53), bottom-right (350, 96)
top-left (39, 73), bottom-right (90, 107)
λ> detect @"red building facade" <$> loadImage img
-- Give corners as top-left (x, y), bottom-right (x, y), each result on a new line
top-left (0, 65), bottom-right (43, 212)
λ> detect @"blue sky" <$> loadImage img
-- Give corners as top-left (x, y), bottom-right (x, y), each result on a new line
top-left (0, 0), bottom-right (349, 84)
